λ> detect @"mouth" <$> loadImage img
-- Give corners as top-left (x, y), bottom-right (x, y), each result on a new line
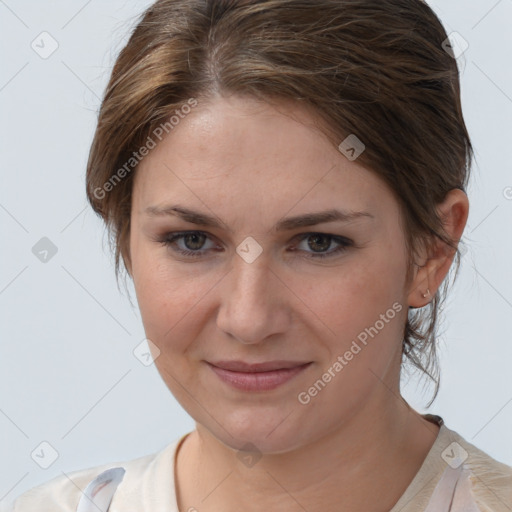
top-left (206, 360), bottom-right (313, 392)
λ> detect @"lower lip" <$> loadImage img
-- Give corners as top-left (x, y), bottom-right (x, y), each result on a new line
top-left (208, 363), bottom-right (312, 391)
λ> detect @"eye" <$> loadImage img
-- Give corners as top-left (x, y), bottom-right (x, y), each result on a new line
top-left (159, 231), bottom-right (220, 257)
top-left (290, 233), bottom-right (353, 259)
top-left (156, 231), bottom-right (353, 260)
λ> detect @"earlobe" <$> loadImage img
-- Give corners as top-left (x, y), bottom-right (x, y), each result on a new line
top-left (407, 260), bottom-right (436, 309)
top-left (407, 188), bottom-right (469, 309)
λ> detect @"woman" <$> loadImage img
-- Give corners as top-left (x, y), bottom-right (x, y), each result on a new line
top-left (7, 0), bottom-right (512, 511)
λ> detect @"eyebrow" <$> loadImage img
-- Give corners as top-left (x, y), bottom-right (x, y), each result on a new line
top-left (144, 205), bottom-right (374, 233)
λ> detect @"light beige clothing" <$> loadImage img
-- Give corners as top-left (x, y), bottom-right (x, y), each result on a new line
top-left (4, 415), bottom-right (512, 511)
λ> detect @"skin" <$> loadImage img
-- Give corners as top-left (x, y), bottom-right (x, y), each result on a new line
top-left (127, 94), bottom-right (469, 511)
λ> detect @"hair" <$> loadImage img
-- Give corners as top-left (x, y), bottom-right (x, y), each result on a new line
top-left (86, 0), bottom-right (473, 404)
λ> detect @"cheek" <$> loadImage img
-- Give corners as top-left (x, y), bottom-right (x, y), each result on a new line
top-left (289, 260), bottom-right (406, 411)
top-left (296, 257), bottom-right (404, 331)
top-left (132, 250), bottom-right (218, 351)
top-left (287, 250), bottom-right (407, 375)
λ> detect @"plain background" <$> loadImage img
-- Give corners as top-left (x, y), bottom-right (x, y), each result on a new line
top-left (1, 0), bottom-right (511, 505)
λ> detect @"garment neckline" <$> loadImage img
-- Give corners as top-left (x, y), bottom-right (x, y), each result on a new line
top-left (389, 414), bottom-right (453, 511)
top-left (172, 430), bottom-right (193, 510)
top-left (170, 415), bottom-right (446, 512)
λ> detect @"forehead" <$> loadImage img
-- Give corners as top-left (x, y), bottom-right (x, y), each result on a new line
top-left (133, 95), bottom-right (397, 223)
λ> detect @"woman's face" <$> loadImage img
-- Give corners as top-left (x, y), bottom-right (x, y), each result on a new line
top-left (129, 94), bottom-right (415, 453)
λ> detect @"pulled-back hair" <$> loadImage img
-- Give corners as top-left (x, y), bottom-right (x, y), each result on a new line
top-left (86, 0), bottom-right (473, 403)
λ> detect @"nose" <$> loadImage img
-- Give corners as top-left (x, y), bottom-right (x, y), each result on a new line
top-left (216, 250), bottom-right (291, 344)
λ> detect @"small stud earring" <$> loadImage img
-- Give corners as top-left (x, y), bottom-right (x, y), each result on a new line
top-left (422, 288), bottom-right (430, 298)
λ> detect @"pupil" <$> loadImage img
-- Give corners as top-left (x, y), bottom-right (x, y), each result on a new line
top-left (308, 234), bottom-right (330, 252)
top-left (184, 233), bottom-right (205, 250)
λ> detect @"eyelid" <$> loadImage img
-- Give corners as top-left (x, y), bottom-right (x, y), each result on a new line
top-left (289, 232), bottom-right (353, 257)
top-left (157, 230), bottom-right (353, 259)
top-left (291, 232), bottom-right (352, 244)
top-left (163, 230), bottom-right (221, 250)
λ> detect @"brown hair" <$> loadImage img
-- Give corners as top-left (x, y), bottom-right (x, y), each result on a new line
top-left (86, 0), bottom-right (473, 403)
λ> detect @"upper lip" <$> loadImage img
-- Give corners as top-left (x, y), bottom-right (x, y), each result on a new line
top-left (208, 360), bottom-right (311, 373)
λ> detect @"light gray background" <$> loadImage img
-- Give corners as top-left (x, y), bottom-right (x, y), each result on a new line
top-left (1, 0), bottom-right (511, 505)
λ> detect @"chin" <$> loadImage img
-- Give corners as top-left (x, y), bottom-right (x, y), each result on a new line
top-left (200, 407), bottom-right (314, 455)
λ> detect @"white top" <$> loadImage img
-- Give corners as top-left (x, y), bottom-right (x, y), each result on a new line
top-left (4, 415), bottom-right (512, 511)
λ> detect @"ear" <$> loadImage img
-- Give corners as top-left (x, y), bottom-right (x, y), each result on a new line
top-left (407, 188), bottom-right (469, 308)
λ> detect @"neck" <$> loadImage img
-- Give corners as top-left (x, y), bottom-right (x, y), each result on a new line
top-left (175, 395), bottom-right (440, 512)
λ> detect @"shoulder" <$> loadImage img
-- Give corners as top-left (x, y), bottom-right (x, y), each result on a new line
top-left (4, 435), bottom-right (187, 512)
top-left (3, 463), bottom-right (123, 512)
top-left (440, 424), bottom-right (512, 511)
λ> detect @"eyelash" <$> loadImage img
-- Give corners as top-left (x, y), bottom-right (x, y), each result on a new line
top-left (157, 231), bottom-right (353, 260)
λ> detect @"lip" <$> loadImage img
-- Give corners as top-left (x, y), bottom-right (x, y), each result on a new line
top-left (207, 360), bottom-right (312, 391)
